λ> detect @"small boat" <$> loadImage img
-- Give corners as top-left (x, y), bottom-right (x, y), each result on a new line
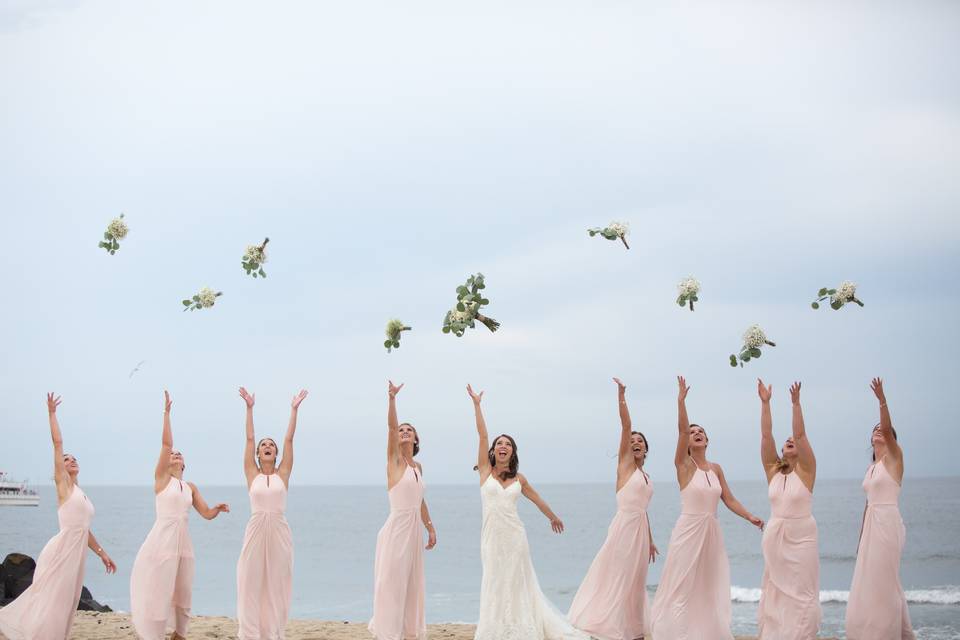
top-left (0, 472), bottom-right (39, 506)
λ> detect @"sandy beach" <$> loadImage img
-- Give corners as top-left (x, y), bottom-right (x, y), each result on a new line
top-left (65, 612), bottom-right (839, 639)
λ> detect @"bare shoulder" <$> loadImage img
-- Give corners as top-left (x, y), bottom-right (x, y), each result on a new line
top-left (186, 481), bottom-right (199, 493)
top-left (710, 461), bottom-right (725, 476)
top-left (516, 472), bottom-right (528, 485)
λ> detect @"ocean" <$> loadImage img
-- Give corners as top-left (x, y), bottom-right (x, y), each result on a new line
top-left (2, 478), bottom-right (958, 639)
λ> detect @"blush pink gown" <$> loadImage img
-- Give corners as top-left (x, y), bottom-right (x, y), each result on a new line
top-left (650, 468), bottom-right (733, 640)
top-left (0, 485), bottom-right (94, 640)
top-left (845, 458), bottom-right (915, 639)
top-left (568, 468), bottom-right (653, 640)
top-left (757, 471), bottom-right (821, 639)
top-left (237, 473), bottom-right (294, 640)
top-left (369, 465), bottom-right (426, 640)
top-left (129, 477), bottom-right (195, 640)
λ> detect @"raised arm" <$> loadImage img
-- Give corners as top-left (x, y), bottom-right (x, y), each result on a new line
top-left (47, 393), bottom-right (69, 502)
top-left (387, 380), bottom-right (404, 464)
top-left (674, 377), bottom-right (694, 487)
top-left (239, 387), bottom-right (258, 486)
top-left (154, 391), bottom-right (174, 492)
top-left (758, 379), bottom-right (778, 482)
top-left (519, 474), bottom-right (564, 533)
top-left (188, 482), bottom-right (230, 520)
top-left (467, 384), bottom-right (490, 479)
top-left (790, 382), bottom-right (816, 483)
top-left (87, 531), bottom-right (117, 574)
top-left (279, 389), bottom-right (308, 484)
top-left (714, 463), bottom-right (764, 530)
top-left (614, 378), bottom-right (632, 463)
top-left (871, 377), bottom-right (903, 479)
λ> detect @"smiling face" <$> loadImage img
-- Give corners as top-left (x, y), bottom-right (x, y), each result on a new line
top-left (688, 424), bottom-right (708, 451)
top-left (630, 431), bottom-right (648, 461)
top-left (493, 436), bottom-right (513, 463)
top-left (257, 438), bottom-right (278, 464)
top-left (487, 433), bottom-right (519, 479)
top-left (781, 436), bottom-right (798, 459)
top-left (63, 454), bottom-right (79, 476)
top-left (398, 423), bottom-right (419, 456)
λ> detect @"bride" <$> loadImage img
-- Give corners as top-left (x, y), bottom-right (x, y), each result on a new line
top-left (467, 384), bottom-right (586, 640)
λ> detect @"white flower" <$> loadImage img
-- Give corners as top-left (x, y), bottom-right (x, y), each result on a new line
top-left (385, 318), bottom-right (406, 338)
top-left (244, 244), bottom-right (267, 264)
top-left (608, 221), bottom-right (629, 237)
top-left (198, 287), bottom-right (218, 308)
top-left (743, 324), bottom-right (767, 349)
top-left (107, 217), bottom-right (128, 240)
top-left (450, 307), bottom-right (472, 323)
top-left (677, 276), bottom-right (700, 297)
top-left (832, 280), bottom-right (857, 304)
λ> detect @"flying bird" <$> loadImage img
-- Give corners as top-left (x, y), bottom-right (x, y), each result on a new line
top-left (129, 360), bottom-right (146, 379)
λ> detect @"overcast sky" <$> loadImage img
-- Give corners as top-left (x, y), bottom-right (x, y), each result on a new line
top-left (1, 0), bottom-right (958, 487)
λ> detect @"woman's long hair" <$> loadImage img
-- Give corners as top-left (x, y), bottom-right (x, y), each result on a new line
top-left (400, 422), bottom-right (420, 457)
top-left (686, 423), bottom-right (708, 457)
top-left (631, 431), bottom-right (649, 454)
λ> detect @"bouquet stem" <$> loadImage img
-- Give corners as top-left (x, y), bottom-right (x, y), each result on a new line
top-left (619, 236), bottom-right (630, 250)
top-left (476, 313), bottom-right (500, 333)
top-left (765, 340), bottom-right (776, 347)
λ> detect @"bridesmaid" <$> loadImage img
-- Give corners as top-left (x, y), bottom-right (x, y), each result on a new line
top-left (568, 377), bottom-right (658, 640)
top-left (236, 386), bottom-right (306, 640)
top-left (650, 377), bottom-right (764, 640)
top-left (0, 393), bottom-right (116, 640)
top-left (756, 380), bottom-right (821, 639)
top-left (369, 380), bottom-right (437, 640)
top-left (845, 378), bottom-right (915, 639)
top-left (130, 391), bottom-right (230, 640)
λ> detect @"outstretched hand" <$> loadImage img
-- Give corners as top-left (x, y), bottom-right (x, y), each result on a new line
top-left (239, 387), bottom-right (255, 408)
top-left (677, 376), bottom-right (690, 402)
top-left (613, 377), bottom-right (626, 393)
top-left (550, 517), bottom-right (564, 534)
top-left (757, 379), bottom-right (772, 403)
top-left (163, 390), bottom-right (172, 413)
top-left (871, 377), bottom-right (886, 404)
top-left (291, 389), bottom-right (308, 409)
top-left (46, 392), bottom-right (61, 414)
top-left (789, 381), bottom-right (802, 404)
top-left (467, 384), bottom-right (484, 404)
top-left (388, 380), bottom-right (404, 398)
top-left (99, 552), bottom-right (117, 574)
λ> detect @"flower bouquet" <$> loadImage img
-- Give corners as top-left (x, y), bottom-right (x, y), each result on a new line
top-left (811, 281), bottom-right (863, 310)
top-left (182, 287), bottom-right (222, 311)
top-left (676, 276), bottom-right (700, 311)
top-left (442, 273), bottom-right (499, 337)
top-left (587, 221), bottom-right (630, 249)
top-left (242, 238), bottom-right (269, 278)
top-left (384, 319), bottom-right (411, 352)
top-left (99, 213), bottom-right (128, 255)
top-left (730, 325), bottom-right (776, 367)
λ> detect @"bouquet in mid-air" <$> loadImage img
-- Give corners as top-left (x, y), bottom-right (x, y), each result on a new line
top-left (588, 221), bottom-right (630, 249)
top-left (242, 238), bottom-right (269, 278)
top-left (811, 281), bottom-right (863, 310)
top-left (442, 273), bottom-right (499, 337)
top-left (99, 213), bottom-right (128, 255)
top-left (182, 287), bottom-right (222, 312)
top-left (730, 324), bottom-right (776, 367)
top-left (676, 276), bottom-right (700, 311)
top-left (384, 319), bottom-right (411, 353)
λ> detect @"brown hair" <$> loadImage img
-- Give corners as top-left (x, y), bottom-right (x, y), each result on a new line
top-left (686, 423), bottom-right (708, 456)
top-left (631, 431), bottom-right (649, 455)
top-left (487, 434), bottom-right (519, 480)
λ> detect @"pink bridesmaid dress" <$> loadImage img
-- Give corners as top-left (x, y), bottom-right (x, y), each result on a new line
top-left (237, 473), bottom-right (294, 640)
top-left (757, 471), bottom-right (821, 639)
top-left (369, 465), bottom-right (426, 640)
top-left (129, 477), bottom-right (195, 640)
top-left (0, 485), bottom-right (94, 640)
top-left (845, 458), bottom-right (915, 639)
top-left (650, 468), bottom-right (732, 640)
top-left (568, 468), bottom-right (653, 640)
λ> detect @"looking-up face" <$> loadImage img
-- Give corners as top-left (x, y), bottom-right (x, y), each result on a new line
top-left (169, 450), bottom-right (185, 472)
top-left (781, 436), bottom-right (798, 459)
top-left (398, 423), bottom-right (420, 456)
top-left (871, 425), bottom-right (886, 447)
top-left (63, 454), bottom-right (79, 475)
top-left (493, 436), bottom-right (514, 463)
top-left (258, 438), bottom-right (278, 463)
top-left (688, 425), bottom-right (708, 451)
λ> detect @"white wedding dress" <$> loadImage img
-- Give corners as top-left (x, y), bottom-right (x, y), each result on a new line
top-left (475, 475), bottom-right (587, 640)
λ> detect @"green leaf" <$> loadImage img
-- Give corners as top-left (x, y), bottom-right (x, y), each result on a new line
top-left (750, 347), bottom-right (762, 358)
top-left (182, 300), bottom-right (191, 306)
top-left (104, 232), bottom-right (111, 240)
top-left (677, 298), bottom-right (685, 306)
top-left (109, 249), bottom-right (115, 254)
top-left (480, 298), bottom-right (489, 305)
top-left (252, 272), bottom-right (258, 278)
top-left (193, 295), bottom-right (200, 302)
top-left (384, 340), bottom-right (392, 348)
top-left (456, 285), bottom-right (468, 295)
top-left (831, 301), bottom-right (843, 310)
top-left (818, 288), bottom-right (828, 296)
top-left (393, 340), bottom-right (400, 348)
top-left (827, 289), bottom-right (836, 295)
top-left (588, 229), bottom-right (596, 236)
top-left (811, 302), bottom-right (820, 309)
top-left (691, 295), bottom-right (698, 302)
top-left (442, 326), bottom-right (451, 334)
top-left (456, 302), bottom-right (465, 312)
top-left (730, 355), bottom-right (738, 367)
top-left (258, 269), bottom-right (265, 277)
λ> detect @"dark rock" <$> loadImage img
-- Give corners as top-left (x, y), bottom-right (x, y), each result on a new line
top-left (0, 553), bottom-right (110, 612)
top-left (1, 553), bottom-right (36, 599)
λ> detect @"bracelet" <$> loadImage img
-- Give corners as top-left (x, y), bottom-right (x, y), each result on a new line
top-left (879, 402), bottom-right (887, 408)
top-left (96, 547), bottom-right (103, 555)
